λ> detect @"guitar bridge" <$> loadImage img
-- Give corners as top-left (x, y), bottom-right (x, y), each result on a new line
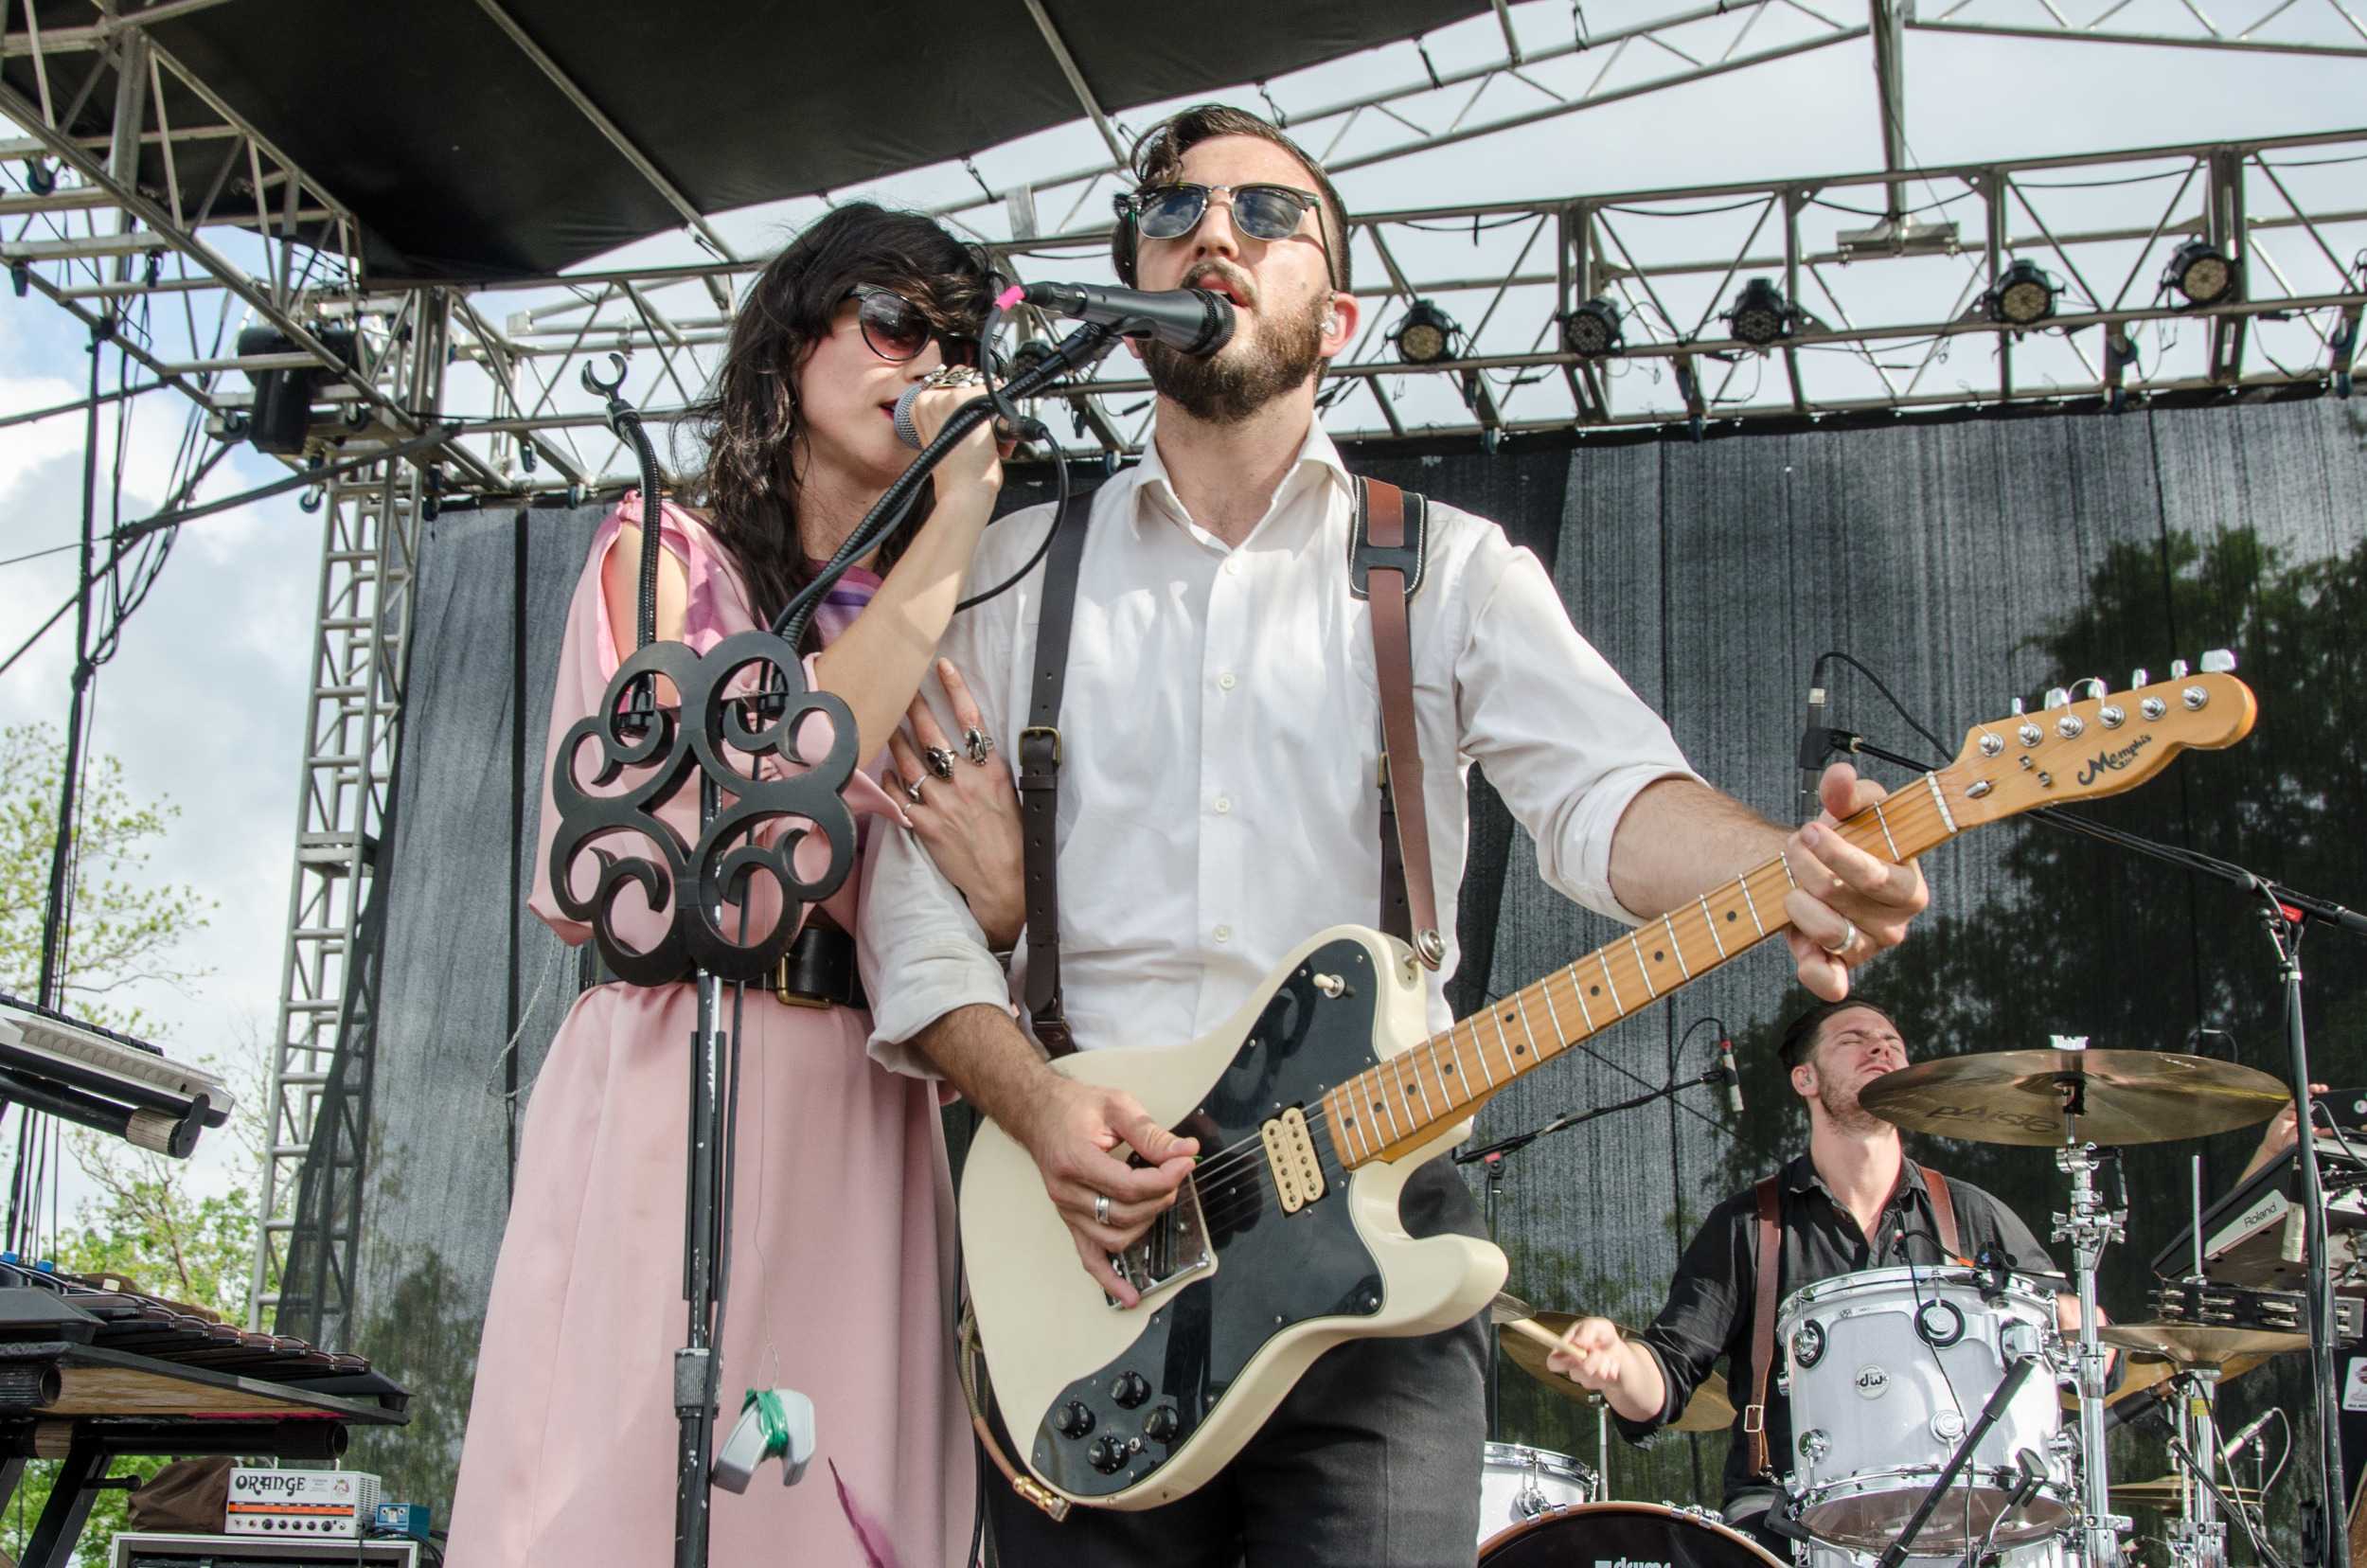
top-left (1106, 1173), bottom-right (1212, 1308)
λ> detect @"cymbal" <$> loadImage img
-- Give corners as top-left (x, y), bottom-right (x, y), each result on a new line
top-left (2099, 1323), bottom-right (2308, 1363)
top-left (1498, 1310), bottom-right (1736, 1434)
top-left (2114, 1476), bottom-right (2263, 1510)
top-left (1858, 1049), bottom-right (2287, 1146)
top-left (2063, 1350), bottom-right (2270, 1414)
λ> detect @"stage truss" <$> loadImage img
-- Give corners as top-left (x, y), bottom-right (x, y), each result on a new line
top-left (0, 0), bottom-right (2358, 1343)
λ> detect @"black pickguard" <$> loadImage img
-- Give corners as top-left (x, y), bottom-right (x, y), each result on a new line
top-left (1025, 937), bottom-right (1399, 1499)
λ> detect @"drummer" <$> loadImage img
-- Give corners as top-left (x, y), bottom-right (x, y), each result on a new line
top-left (1547, 998), bottom-right (2108, 1552)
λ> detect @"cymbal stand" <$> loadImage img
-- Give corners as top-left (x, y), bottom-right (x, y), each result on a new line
top-left (2052, 1070), bottom-right (2129, 1568)
top-left (2166, 1365), bottom-right (2230, 1568)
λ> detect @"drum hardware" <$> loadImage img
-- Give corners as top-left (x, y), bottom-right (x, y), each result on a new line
top-left (1871, 1352), bottom-right (2046, 1568)
top-left (1477, 1441), bottom-right (1599, 1543)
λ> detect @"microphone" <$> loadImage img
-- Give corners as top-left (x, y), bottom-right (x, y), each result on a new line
top-left (2224, 1408), bottom-right (2276, 1464)
top-left (1717, 1034), bottom-right (1744, 1115)
top-left (1006, 281), bottom-right (1236, 357)
top-left (1796, 676), bottom-right (1829, 819)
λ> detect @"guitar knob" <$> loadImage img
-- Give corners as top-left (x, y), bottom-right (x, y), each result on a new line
top-left (1144, 1405), bottom-right (1181, 1443)
top-left (1051, 1400), bottom-right (1095, 1439)
top-left (1111, 1371), bottom-right (1151, 1409)
top-left (1088, 1434), bottom-right (1128, 1474)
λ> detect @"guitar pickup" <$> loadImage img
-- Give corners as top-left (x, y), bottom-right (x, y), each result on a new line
top-left (1106, 1174), bottom-right (1212, 1309)
top-left (1259, 1107), bottom-right (1327, 1215)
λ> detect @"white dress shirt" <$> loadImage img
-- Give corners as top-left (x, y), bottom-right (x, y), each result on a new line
top-left (858, 420), bottom-right (1700, 1071)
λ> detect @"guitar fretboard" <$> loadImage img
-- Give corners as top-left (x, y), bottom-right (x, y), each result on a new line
top-left (1321, 772), bottom-right (1966, 1167)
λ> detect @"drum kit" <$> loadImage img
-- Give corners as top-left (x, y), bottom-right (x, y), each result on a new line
top-left (1482, 1039), bottom-right (2310, 1568)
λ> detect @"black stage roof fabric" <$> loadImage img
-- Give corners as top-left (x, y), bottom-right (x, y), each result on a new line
top-left (10, 1), bottom-right (1486, 284)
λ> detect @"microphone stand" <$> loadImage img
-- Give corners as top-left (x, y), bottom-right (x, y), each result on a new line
top-left (553, 326), bottom-right (1120, 1568)
top-left (1811, 720), bottom-right (2363, 1568)
top-left (1454, 1065), bottom-right (1737, 1455)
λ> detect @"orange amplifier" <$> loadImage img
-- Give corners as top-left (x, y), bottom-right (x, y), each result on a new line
top-left (224, 1469), bottom-right (381, 1539)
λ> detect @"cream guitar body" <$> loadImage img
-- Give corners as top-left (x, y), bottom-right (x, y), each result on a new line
top-left (960, 923), bottom-right (1506, 1511)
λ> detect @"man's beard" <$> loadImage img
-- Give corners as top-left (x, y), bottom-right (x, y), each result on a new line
top-left (1818, 1076), bottom-right (1890, 1135)
top-left (1144, 292), bottom-right (1328, 424)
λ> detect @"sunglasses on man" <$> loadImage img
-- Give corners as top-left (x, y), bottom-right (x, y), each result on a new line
top-left (844, 283), bottom-right (980, 366)
top-left (1117, 183), bottom-right (1324, 246)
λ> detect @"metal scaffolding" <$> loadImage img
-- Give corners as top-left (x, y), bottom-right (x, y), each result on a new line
top-left (0, 0), bottom-right (2358, 1345)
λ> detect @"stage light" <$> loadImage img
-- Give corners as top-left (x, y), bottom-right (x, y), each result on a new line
top-left (2163, 239), bottom-right (2236, 307)
top-left (1985, 259), bottom-right (2061, 328)
top-left (1562, 297), bottom-right (1624, 357)
top-left (1394, 299), bottom-right (1459, 365)
top-left (1725, 277), bottom-right (1792, 347)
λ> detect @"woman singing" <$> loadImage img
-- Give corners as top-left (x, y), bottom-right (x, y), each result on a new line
top-left (448, 204), bottom-right (1015, 1568)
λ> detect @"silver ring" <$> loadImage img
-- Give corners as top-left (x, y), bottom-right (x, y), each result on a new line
top-left (903, 776), bottom-right (924, 807)
top-left (1094, 1193), bottom-right (1112, 1226)
top-left (1823, 920), bottom-right (1859, 956)
top-left (925, 745), bottom-right (958, 780)
top-left (926, 365), bottom-right (983, 388)
top-left (965, 726), bottom-right (994, 766)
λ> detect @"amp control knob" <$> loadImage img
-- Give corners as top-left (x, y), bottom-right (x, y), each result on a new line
top-left (1143, 1405), bottom-right (1181, 1443)
top-left (1050, 1400), bottom-right (1095, 1439)
top-left (1087, 1434), bottom-right (1128, 1474)
top-left (1111, 1371), bottom-right (1151, 1408)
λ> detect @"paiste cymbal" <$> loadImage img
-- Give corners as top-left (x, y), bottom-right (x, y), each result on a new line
top-left (1498, 1310), bottom-right (1737, 1434)
top-left (2062, 1349), bottom-right (2271, 1414)
top-left (2114, 1476), bottom-right (2264, 1511)
top-left (2099, 1323), bottom-right (2309, 1364)
top-left (1857, 1049), bottom-right (2287, 1147)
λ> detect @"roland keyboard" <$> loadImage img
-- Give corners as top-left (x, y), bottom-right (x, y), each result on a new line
top-left (2150, 1131), bottom-right (2367, 1291)
top-left (0, 993), bottom-right (231, 1158)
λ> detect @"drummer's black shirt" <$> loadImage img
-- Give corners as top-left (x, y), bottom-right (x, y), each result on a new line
top-left (1620, 1153), bottom-right (2061, 1519)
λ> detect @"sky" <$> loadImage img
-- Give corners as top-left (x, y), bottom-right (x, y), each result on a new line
top-left (0, 0), bottom-right (2359, 1230)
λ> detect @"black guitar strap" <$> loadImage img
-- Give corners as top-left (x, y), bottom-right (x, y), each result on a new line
top-left (1017, 476), bottom-right (1435, 1055)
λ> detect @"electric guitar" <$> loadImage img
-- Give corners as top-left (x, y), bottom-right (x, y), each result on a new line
top-left (961, 666), bottom-right (2258, 1510)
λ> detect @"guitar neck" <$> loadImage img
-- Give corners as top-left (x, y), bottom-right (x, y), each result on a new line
top-left (1322, 772), bottom-right (1967, 1167)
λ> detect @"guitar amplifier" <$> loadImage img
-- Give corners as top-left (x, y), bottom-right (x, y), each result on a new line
top-left (223, 1469), bottom-right (380, 1539)
top-left (112, 1533), bottom-right (417, 1567)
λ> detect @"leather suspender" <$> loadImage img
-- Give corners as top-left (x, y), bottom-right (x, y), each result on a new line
top-left (1351, 477), bottom-right (1443, 966)
top-left (1920, 1164), bottom-right (1962, 1259)
top-left (1746, 1174), bottom-right (1781, 1478)
top-left (1016, 475), bottom-right (1441, 1054)
top-left (1018, 491), bottom-right (1095, 1059)
top-left (1743, 1165), bottom-right (1963, 1479)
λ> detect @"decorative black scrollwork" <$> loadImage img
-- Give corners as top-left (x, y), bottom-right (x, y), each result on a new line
top-left (547, 630), bottom-right (859, 986)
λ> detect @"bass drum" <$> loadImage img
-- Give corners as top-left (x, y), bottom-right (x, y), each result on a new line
top-left (1480, 1501), bottom-right (1791, 1568)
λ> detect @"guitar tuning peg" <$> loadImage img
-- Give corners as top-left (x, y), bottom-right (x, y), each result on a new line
top-left (2130, 668), bottom-right (2150, 689)
top-left (2074, 678), bottom-right (2107, 702)
top-left (2010, 697), bottom-right (2026, 716)
top-left (2043, 686), bottom-right (2071, 710)
top-left (2170, 658), bottom-right (2190, 680)
top-left (2200, 649), bottom-right (2237, 674)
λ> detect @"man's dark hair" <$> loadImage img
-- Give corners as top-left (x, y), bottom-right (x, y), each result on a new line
top-left (1778, 998), bottom-right (1902, 1073)
top-left (1124, 104), bottom-right (1352, 292)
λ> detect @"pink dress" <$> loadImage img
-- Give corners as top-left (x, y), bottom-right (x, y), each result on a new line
top-left (446, 495), bottom-right (972, 1568)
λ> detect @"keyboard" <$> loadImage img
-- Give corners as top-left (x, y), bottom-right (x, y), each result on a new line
top-left (2150, 1132), bottom-right (2367, 1290)
top-left (0, 992), bottom-right (232, 1157)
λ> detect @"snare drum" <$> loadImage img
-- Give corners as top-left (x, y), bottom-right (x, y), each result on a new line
top-left (1481, 1501), bottom-right (1790, 1567)
top-left (1777, 1265), bottom-right (2072, 1552)
top-left (1478, 1443), bottom-right (1598, 1542)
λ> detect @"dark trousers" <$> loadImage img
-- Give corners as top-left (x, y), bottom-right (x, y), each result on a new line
top-left (985, 1163), bottom-right (1489, 1568)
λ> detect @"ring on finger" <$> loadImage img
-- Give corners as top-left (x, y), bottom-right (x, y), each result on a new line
top-left (925, 745), bottom-right (958, 780)
top-left (1822, 919), bottom-right (1860, 956)
top-left (1094, 1192), bottom-right (1112, 1226)
top-left (903, 776), bottom-right (924, 807)
top-left (964, 726), bottom-right (994, 766)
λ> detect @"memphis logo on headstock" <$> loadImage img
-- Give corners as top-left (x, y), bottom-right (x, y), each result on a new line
top-left (2075, 731), bottom-right (2156, 787)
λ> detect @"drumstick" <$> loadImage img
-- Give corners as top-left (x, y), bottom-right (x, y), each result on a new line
top-left (1508, 1317), bottom-right (1574, 1351)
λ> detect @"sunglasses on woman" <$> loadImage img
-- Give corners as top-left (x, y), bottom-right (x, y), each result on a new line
top-left (844, 284), bottom-right (978, 365)
top-left (1119, 183), bottom-right (1323, 245)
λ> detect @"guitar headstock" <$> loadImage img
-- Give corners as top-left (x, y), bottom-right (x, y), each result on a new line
top-left (1943, 655), bottom-right (2257, 829)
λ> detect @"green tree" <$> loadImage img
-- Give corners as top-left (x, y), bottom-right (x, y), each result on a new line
top-left (0, 723), bottom-right (213, 1030)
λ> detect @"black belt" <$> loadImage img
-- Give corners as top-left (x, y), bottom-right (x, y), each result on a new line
top-left (588, 921), bottom-right (865, 1010)
top-left (772, 921), bottom-right (866, 1011)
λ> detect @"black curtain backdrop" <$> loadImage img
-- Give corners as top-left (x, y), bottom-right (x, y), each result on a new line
top-left (321, 397), bottom-right (2367, 1524)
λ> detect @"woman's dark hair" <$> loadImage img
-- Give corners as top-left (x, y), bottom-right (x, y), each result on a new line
top-left (686, 202), bottom-right (991, 625)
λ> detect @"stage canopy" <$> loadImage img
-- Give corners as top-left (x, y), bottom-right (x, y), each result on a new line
top-left (3, 0), bottom-right (1487, 282)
